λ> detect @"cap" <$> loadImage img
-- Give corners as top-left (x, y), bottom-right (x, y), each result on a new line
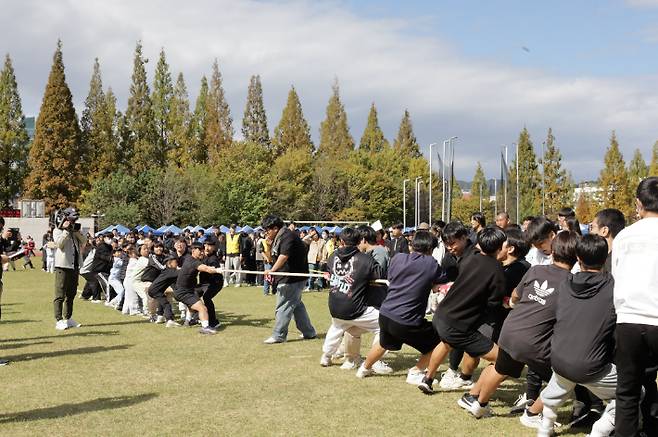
top-left (418, 222), bottom-right (430, 230)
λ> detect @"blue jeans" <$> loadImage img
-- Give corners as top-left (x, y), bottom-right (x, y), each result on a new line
top-left (306, 263), bottom-right (317, 289)
top-left (262, 263), bottom-right (272, 295)
top-left (271, 281), bottom-right (316, 341)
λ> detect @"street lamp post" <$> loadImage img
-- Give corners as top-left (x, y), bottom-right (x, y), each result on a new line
top-left (541, 141), bottom-right (546, 216)
top-left (403, 178), bottom-right (410, 229)
top-left (415, 176), bottom-right (422, 228)
top-left (515, 142), bottom-right (520, 224)
top-left (428, 142), bottom-right (437, 225)
top-left (442, 136), bottom-right (457, 222)
top-left (446, 137), bottom-right (457, 221)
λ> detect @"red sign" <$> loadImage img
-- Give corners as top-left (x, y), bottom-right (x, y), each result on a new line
top-left (0, 209), bottom-right (21, 218)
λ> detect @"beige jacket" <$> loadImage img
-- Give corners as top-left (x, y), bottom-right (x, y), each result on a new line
top-left (53, 228), bottom-right (87, 270)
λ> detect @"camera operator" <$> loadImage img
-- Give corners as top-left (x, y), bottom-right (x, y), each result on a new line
top-left (53, 208), bottom-right (87, 331)
top-left (0, 217), bottom-right (10, 365)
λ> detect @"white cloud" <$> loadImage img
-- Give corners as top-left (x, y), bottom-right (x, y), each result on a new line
top-left (1, 0), bottom-right (657, 181)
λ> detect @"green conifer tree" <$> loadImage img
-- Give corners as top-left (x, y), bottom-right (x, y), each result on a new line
top-left (470, 162), bottom-right (490, 213)
top-left (359, 103), bottom-right (388, 152)
top-left (151, 48), bottom-right (174, 164)
top-left (650, 141), bottom-right (658, 176)
top-left (0, 54), bottom-right (30, 206)
top-left (271, 86), bottom-right (313, 156)
top-left (80, 58), bottom-right (104, 171)
top-left (93, 87), bottom-right (119, 178)
top-left (190, 76), bottom-right (209, 163)
top-left (628, 149), bottom-right (648, 186)
top-left (318, 80), bottom-right (353, 159)
top-left (393, 110), bottom-right (421, 158)
top-left (125, 41), bottom-right (157, 173)
top-left (507, 127), bottom-right (542, 221)
top-left (541, 128), bottom-right (573, 217)
top-left (205, 59), bottom-right (233, 163)
top-left (599, 131), bottom-right (633, 218)
top-left (168, 72), bottom-right (192, 166)
top-left (25, 41), bottom-right (85, 209)
top-left (242, 75), bottom-right (270, 147)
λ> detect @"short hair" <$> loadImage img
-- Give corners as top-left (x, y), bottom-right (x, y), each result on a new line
top-left (261, 215), bottom-right (284, 230)
top-left (356, 225), bottom-right (377, 245)
top-left (471, 212), bottom-right (486, 227)
top-left (412, 230), bottom-right (436, 254)
top-left (522, 215), bottom-right (535, 223)
top-left (504, 228), bottom-right (530, 259)
top-left (477, 226), bottom-right (507, 255)
top-left (434, 220), bottom-right (446, 229)
top-left (176, 237), bottom-right (187, 244)
top-left (637, 177), bottom-right (658, 213)
top-left (190, 242), bottom-right (204, 251)
top-left (391, 223), bottom-right (404, 230)
top-left (551, 231), bottom-right (579, 266)
top-left (496, 211), bottom-right (510, 220)
top-left (441, 221), bottom-right (469, 242)
top-left (230, 224), bottom-right (237, 230)
top-left (153, 241), bottom-right (164, 248)
top-left (594, 208), bottom-right (626, 238)
top-left (566, 218), bottom-right (582, 235)
top-left (576, 234), bottom-right (608, 270)
top-left (526, 216), bottom-right (558, 244)
top-left (558, 207), bottom-right (576, 218)
top-left (339, 227), bottom-right (360, 247)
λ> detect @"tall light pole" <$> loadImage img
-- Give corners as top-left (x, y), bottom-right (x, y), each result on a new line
top-left (502, 145), bottom-right (508, 213)
top-left (513, 143), bottom-right (521, 223)
top-left (444, 136), bottom-right (457, 221)
top-left (402, 178), bottom-right (410, 229)
top-left (541, 141), bottom-right (546, 216)
top-left (428, 142), bottom-right (437, 225)
top-left (415, 176), bottom-right (422, 228)
top-left (441, 140), bottom-right (447, 222)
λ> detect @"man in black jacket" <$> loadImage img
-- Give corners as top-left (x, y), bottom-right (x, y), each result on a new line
top-left (89, 233), bottom-right (114, 302)
top-left (538, 235), bottom-right (617, 437)
top-left (319, 228), bottom-right (383, 368)
top-left (386, 223), bottom-right (409, 258)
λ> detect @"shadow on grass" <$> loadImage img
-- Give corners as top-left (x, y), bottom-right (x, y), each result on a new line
top-left (217, 311), bottom-right (273, 328)
top-left (0, 393), bottom-right (158, 423)
top-left (0, 341), bottom-right (53, 350)
top-left (0, 303), bottom-right (23, 306)
top-left (83, 320), bottom-right (147, 327)
top-left (0, 330), bottom-right (121, 343)
top-left (3, 344), bottom-right (133, 362)
top-left (0, 319), bottom-right (40, 324)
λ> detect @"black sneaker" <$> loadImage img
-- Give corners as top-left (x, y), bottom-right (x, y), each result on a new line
top-left (0, 359), bottom-right (9, 366)
top-left (569, 408), bottom-right (601, 428)
top-left (418, 376), bottom-right (435, 395)
top-left (457, 393), bottom-right (478, 410)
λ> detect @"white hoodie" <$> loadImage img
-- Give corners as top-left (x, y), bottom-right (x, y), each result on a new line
top-left (612, 217), bottom-right (658, 326)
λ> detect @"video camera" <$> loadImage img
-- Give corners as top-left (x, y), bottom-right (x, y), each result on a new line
top-left (54, 207), bottom-right (81, 232)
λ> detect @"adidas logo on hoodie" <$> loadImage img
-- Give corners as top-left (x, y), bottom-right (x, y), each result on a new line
top-left (528, 280), bottom-right (555, 305)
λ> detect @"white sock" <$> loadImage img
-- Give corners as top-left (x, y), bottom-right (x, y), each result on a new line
top-left (201, 320), bottom-right (209, 328)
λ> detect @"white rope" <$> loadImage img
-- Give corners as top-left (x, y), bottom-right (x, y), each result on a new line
top-left (221, 268), bottom-right (389, 285)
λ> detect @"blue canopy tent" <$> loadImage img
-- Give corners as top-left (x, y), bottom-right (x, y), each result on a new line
top-left (114, 224), bottom-right (131, 235)
top-left (182, 225), bottom-right (195, 232)
top-left (135, 225), bottom-right (156, 234)
top-left (254, 226), bottom-right (263, 233)
top-left (219, 225), bottom-right (230, 234)
top-left (300, 226), bottom-right (310, 232)
top-left (165, 225), bottom-right (182, 235)
top-left (191, 225), bottom-right (205, 233)
top-left (96, 225), bottom-right (114, 235)
top-left (204, 226), bottom-right (217, 235)
top-left (240, 225), bottom-right (255, 234)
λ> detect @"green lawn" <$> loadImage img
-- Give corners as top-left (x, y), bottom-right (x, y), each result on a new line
top-left (0, 264), bottom-right (584, 436)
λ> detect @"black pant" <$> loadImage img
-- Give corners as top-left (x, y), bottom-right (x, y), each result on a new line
top-left (526, 368), bottom-right (545, 401)
top-left (449, 349), bottom-right (464, 372)
top-left (54, 267), bottom-right (79, 320)
top-left (199, 283), bottom-right (222, 326)
top-left (615, 323), bottom-right (658, 437)
top-left (81, 272), bottom-right (101, 300)
top-left (149, 289), bottom-right (174, 321)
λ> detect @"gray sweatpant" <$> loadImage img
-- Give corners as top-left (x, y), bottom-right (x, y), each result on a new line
top-left (538, 364), bottom-right (617, 437)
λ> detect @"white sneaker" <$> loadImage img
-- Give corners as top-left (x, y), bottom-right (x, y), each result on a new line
top-left (320, 354), bottom-right (332, 367)
top-left (589, 412), bottom-right (615, 437)
top-left (439, 369), bottom-right (474, 390)
top-left (155, 315), bottom-right (166, 324)
top-left (104, 301), bottom-right (114, 307)
top-left (468, 400), bottom-right (493, 419)
top-left (406, 368), bottom-right (427, 385)
top-left (66, 319), bottom-right (81, 328)
top-left (372, 360), bottom-right (394, 375)
top-left (340, 357), bottom-right (362, 370)
top-left (165, 320), bottom-right (181, 328)
top-left (263, 336), bottom-right (285, 344)
top-left (55, 320), bottom-right (68, 330)
top-left (356, 363), bottom-right (374, 378)
top-left (90, 299), bottom-right (102, 304)
top-left (235, 283), bottom-right (241, 288)
top-left (520, 409), bottom-right (542, 429)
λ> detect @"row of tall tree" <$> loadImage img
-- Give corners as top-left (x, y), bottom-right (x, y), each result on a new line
top-left (1, 41), bottom-right (657, 226)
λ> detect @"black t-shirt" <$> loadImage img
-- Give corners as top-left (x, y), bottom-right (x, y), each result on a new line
top-left (148, 268), bottom-right (179, 297)
top-left (498, 264), bottom-right (571, 368)
top-left (199, 254), bottom-right (221, 285)
top-left (176, 251), bottom-right (190, 267)
top-left (379, 253), bottom-right (444, 326)
top-left (272, 228), bottom-right (308, 284)
top-left (327, 247), bottom-right (382, 320)
top-left (175, 257), bottom-right (202, 293)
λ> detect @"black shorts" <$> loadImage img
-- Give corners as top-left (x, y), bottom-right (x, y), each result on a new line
top-left (494, 347), bottom-right (525, 378)
top-left (434, 317), bottom-right (494, 358)
top-left (378, 314), bottom-right (440, 355)
top-left (174, 290), bottom-right (200, 308)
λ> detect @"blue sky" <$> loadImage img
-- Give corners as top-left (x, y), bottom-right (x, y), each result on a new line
top-left (2, 0), bottom-right (658, 182)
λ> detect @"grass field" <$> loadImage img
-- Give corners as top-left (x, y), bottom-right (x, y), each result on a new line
top-left (0, 263), bottom-right (586, 436)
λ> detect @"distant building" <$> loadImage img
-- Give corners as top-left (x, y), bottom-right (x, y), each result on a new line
top-left (574, 182), bottom-right (602, 202)
top-left (25, 116), bottom-right (35, 139)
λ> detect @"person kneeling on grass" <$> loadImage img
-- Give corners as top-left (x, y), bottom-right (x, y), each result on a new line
top-left (457, 231), bottom-right (579, 426)
top-left (147, 255), bottom-right (181, 328)
top-left (537, 234), bottom-right (617, 437)
top-left (356, 230), bottom-right (444, 384)
top-left (418, 226), bottom-right (507, 419)
top-left (319, 227), bottom-right (390, 373)
top-left (174, 242), bottom-right (224, 335)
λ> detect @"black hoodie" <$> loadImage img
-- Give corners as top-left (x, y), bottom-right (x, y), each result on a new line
top-left (327, 246), bottom-right (382, 320)
top-left (550, 271), bottom-right (616, 383)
